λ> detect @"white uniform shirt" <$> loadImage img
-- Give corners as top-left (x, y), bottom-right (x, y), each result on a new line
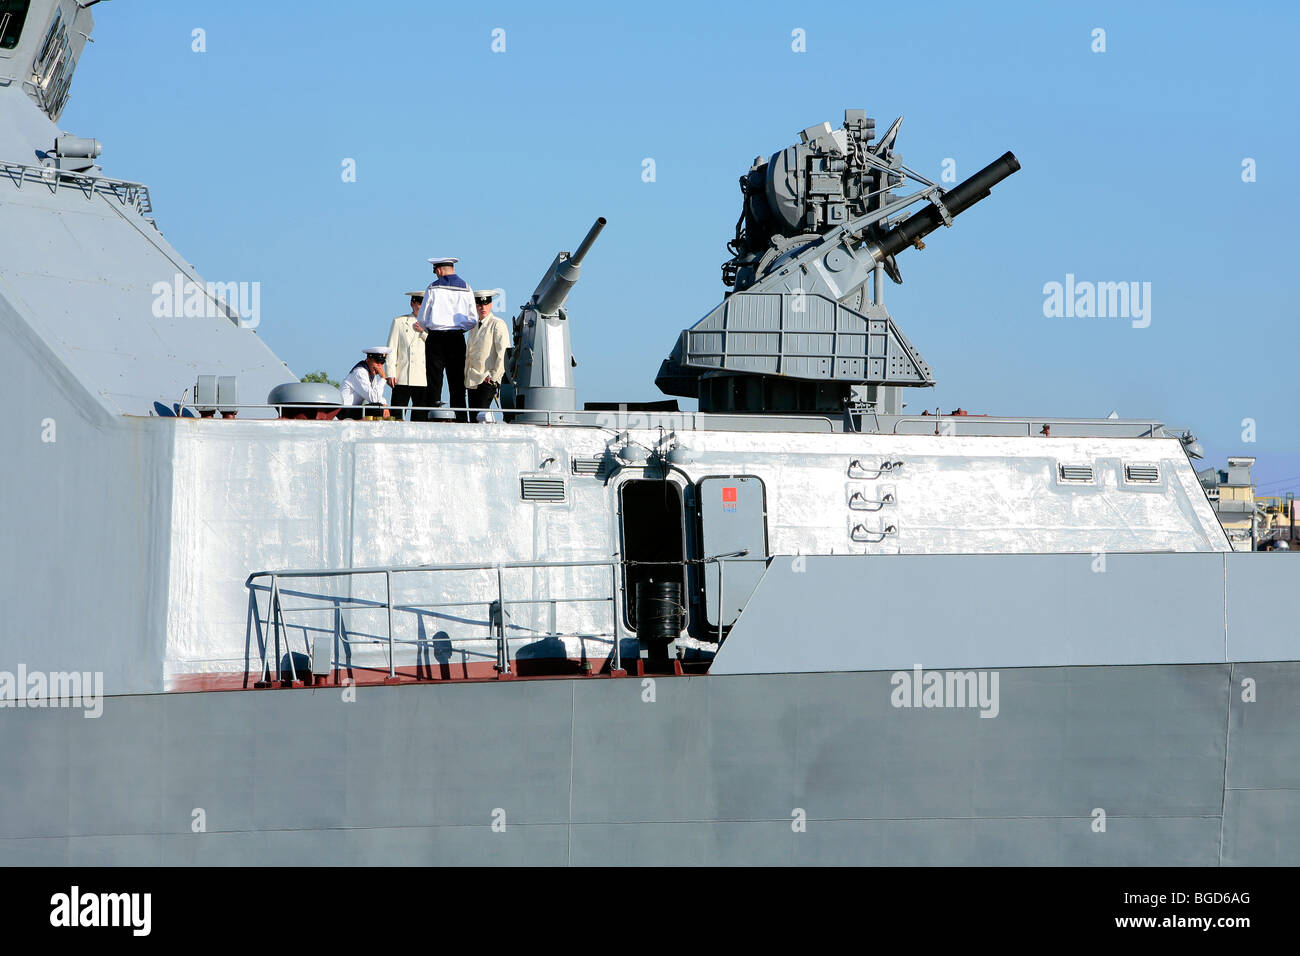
top-left (417, 276), bottom-right (479, 332)
top-left (339, 363), bottom-right (388, 406)
top-left (385, 314), bottom-right (427, 386)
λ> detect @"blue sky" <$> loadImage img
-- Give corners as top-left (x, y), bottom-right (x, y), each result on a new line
top-left (64, 0), bottom-right (1300, 493)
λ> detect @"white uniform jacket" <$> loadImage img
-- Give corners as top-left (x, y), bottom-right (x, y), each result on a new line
top-left (339, 363), bottom-right (388, 406)
top-left (464, 314), bottom-right (511, 388)
top-left (385, 315), bottom-right (427, 386)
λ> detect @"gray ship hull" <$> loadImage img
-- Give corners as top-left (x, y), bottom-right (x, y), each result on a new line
top-left (2, 2), bottom-right (1295, 872)
top-left (2, 662), bottom-right (1295, 866)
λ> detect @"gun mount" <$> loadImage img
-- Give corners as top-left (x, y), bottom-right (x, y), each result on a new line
top-left (502, 216), bottom-right (606, 420)
top-left (656, 110), bottom-right (1020, 414)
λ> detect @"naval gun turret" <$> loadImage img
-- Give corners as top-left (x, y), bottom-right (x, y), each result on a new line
top-left (501, 217), bottom-right (606, 420)
top-left (656, 110), bottom-right (1020, 414)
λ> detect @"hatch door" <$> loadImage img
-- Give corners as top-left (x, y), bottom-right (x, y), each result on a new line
top-left (697, 476), bottom-right (768, 629)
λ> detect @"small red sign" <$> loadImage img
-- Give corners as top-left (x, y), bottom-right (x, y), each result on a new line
top-left (722, 486), bottom-right (737, 511)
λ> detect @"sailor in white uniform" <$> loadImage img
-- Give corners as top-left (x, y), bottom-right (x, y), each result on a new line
top-left (417, 255), bottom-right (477, 422)
top-left (386, 290), bottom-right (429, 421)
top-left (339, 347), bottom-right (391, 419)
top-left (465, 288), bottom-right (510, 422)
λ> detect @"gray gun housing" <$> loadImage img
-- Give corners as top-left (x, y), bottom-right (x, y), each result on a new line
top-left (657, 111), bottom-right (1020, 414)
top-left (501, 217), bottom-right (606, 419)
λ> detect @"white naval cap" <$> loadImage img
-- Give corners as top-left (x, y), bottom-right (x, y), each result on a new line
top-left (363, 346), bottom-right (391, 357)
top-left (426, 256), bottom-right (459, 266)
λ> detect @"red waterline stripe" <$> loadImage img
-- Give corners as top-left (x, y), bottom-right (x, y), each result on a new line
top-left (166, 657), bottom-right (698, 693)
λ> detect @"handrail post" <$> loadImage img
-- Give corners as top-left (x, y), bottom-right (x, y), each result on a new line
top-left (717, 558), bottom-right (727, 640)
top-left (254, 580), bottom-right (272, 685)
top-left (385, 570), bottom-right (395, 680)
top-left (333, 596), bottom-right (342, 684)
top-left (272, 574), bottom-right (298, 684)
top-left (609, 561), bottom-right (621, 672)
top-left (270, 574), bottom-right (281, 682)
top-left (495, 565), bottom-right (510, 675)
top-left (282, 587), bottom-right (298, 683)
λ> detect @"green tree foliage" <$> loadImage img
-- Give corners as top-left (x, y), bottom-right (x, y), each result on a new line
top-left (300, 370), bottom-right (339, 388)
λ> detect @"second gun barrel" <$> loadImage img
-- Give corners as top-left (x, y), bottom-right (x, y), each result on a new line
top-left (874, 152), bottom-right (1020, 260)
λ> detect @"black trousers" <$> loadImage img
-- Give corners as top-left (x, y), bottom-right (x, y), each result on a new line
top-left (424, 330), bottom-right (467, 422)
top-left (468, 382), bottom-right (497, 416)
top-left (338, 404), bottom-right (385, 420)
top-left (390, 384), bottom-right (430, 422)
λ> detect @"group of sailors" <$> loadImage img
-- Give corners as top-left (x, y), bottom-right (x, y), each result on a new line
top-left (339, 256), bottom-right (510, 422)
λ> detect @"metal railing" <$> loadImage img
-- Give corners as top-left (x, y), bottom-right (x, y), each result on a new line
top-left (0, 160), bottom-right (153, 218)
top-left (162, 403), bottom-right (1170, 439)
top-left (708, 553), bottom-right (771, 634)
top-left (883, 415), bottom-right (1165, 438)
top-left (157, 403), bottom-right (592, 424)
top-left (619, 552), bottom-right (772, 636)
top-left (245, 552), bottom-right (778, 685)
top-left (246, 559), bottom-right (624, 684)
top-left (150, 402), bottom-right (841, 432)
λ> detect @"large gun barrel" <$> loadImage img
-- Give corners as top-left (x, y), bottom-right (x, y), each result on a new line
top-left (570, 216), bottom-right (606, 266)
top-left (533, 216), bottom-right (606, 314)
top-left (872, 152), bottom-right (1020, 261)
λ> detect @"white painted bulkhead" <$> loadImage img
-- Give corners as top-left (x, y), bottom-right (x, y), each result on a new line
top-left (161, 420), bottom-right (1227, 688)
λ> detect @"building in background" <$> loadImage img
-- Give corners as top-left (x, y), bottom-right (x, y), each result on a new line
top-left (1195, 456), bottom-right (1296, 551)
top-left (1255, 491), bottom-right (1297, 550)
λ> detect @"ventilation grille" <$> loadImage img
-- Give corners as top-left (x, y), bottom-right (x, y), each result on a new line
top-left (571, 456), bottom-right (606, 476)
top-left (520, 477), bottom-right (566, 502)
top-left (1125, 463), bottom-right (1160, 483)
top-left (1058, 463), bottom-right (1095, 483)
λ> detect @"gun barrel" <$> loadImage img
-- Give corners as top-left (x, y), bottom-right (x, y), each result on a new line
top-left (570, 216), bottom-right (607, 267)
top-left (874, 152), bottom-right (1020, 260)
top-left (533, 216), bottom-right (606, 315)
